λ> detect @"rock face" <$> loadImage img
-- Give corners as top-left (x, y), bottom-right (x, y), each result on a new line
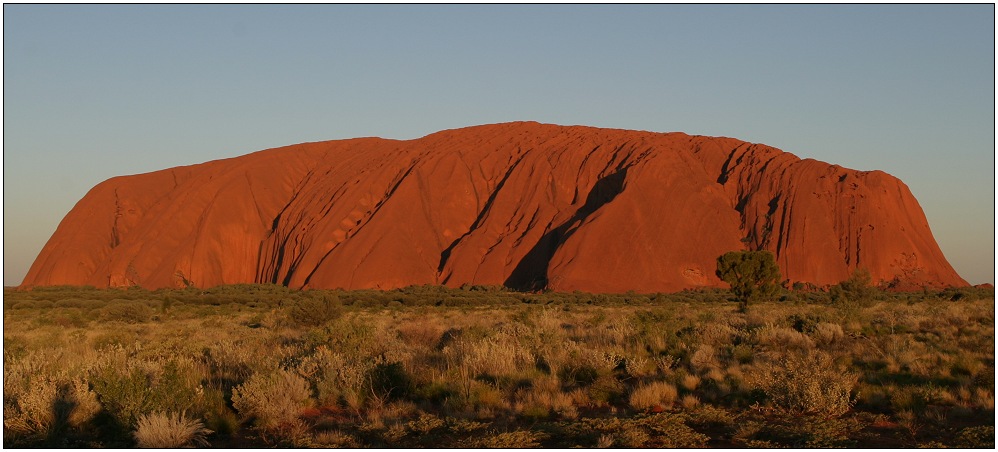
top-left (23, 122), bottom-right (967, 292)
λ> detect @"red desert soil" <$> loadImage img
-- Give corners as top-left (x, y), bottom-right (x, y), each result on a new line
top-left (23, 122), bottom-right (968, 292)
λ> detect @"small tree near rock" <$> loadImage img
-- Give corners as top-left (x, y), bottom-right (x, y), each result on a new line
top-left (715, 250), bottom-right (782, 311)
top-left (830, 267), bottom-right (876, 306)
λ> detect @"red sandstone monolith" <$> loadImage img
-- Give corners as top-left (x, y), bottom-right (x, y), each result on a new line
top-left (23, 122), bottom-right (968, 292)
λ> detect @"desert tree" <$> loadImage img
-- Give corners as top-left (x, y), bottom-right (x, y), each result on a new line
top-left (830, 267), bottom-right (876, 303)
top-left (715, 250), bottom-right (781, 311)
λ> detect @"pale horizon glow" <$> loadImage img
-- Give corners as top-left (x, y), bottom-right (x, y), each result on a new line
top-left (4, 4), bottom-right (995, 286)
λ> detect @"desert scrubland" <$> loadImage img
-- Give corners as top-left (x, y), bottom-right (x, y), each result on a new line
top-left (3, 284), bottom-right (994, 448)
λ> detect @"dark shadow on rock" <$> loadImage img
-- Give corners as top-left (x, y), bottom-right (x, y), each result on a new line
top-left (505, 168), bottom-right (628, 290)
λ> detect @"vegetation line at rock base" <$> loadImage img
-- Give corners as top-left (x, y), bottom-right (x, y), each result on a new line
top-left (3, 284), bottom-right (994, 448)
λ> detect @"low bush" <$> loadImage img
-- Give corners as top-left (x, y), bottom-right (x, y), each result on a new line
top-left (88, 356), bottom-right (204, 429)
top-left (99, 300), bottom-right (153, 323)
top-left (231, 369), bottom-right (313, 433)
top-left (367, 362), bottom-right (414, 402)
top-left (89, 367), bottom-right (154, 428)
top-left (830, 268), bottom-right (878, 308)
top-left (287, 295), bottom-right (343, 327)
top-left (749, 350), bottom-right (857, 416)
top-left (3, 374), bottom-right (61, 439)
top-left (133, 411), bottom-right (211, 448)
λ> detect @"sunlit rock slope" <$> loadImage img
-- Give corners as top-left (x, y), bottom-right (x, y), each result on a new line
top-left (23, 122), bottom-right (968, 292)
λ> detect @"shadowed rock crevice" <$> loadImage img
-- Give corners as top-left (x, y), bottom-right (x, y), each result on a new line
top-left (258, 168), bottom-right (318, 284)
top-left (504, 168), bottom-right (628, 291)
top-left (437, 153), bottom-right (528, 277)
top-left (300, 164), bottom-right (419, 288)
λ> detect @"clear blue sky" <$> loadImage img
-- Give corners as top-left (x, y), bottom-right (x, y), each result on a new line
top-left (4, 4), bottom-right (994, 285)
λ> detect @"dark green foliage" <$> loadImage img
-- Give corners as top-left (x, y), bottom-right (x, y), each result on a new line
top-left (830, 267), bottom-right (877, 306)
top-left (88, 367), bottom-right (154, 428)
top-left (939, 285), bottom-right (994, 302)
top-left (559, 364), bottom-right (600, 388)
top-left (413, 381), bottom-right (456, 405)
top-left (367, 362), bottom-right (414, 401)
top-left (715, 250), bottom-right (782, 310)
top-left (148, 360), bottom-right (204, 414)
top-left (287, 294), bottom-right (343, 327)
top-left (98, 300), bottom-right (153, 323)
top-left (3, 284), bottom-right (739, 315)
top-left (88, 360), bottom-right (202, 428)
top-left (52, 298), bottom-right (91, 309)
top-left (159, 296), bottom-right (175, 314)
top-left (786, 313), bottom-right (822, 333)
top-left (587, 375), bottom-right (626, 405)
top-left (3, 335), bottom-right (28, 359)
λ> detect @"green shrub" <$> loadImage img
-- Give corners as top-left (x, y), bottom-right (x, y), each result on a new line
top-left (830, 268), bottom-right (877, 307)
top-left (889, 384), bottom-right (939, 412)
top-left (147, 360), bottom-right (205, 415)
top-left (715, 250), bottom-right (782, 310)
top-left (53, 298), bottom-right (89, 309)
top-left (587, 375), bottom-right (625, 405)
top-left (559, 364), bottom-right (600, 388)
top-left (202, 390), bottom-right (240, 437)
top-left (3, 336), bottom-right (28, 360)
top-left (89, 367), bottom-right (154, 427)
top-left (786, 313), bottom-right (822, 334)
top-left (11, 301), bottom-right (41, 310)
top-left (405, 412), bottom-right (446, 435)
top-left (940, 286), bottom-right (993, 302)
top-left (99, 301), bottom-right (153, 323)
top-left (287, 295), bottom-right (343, 327)
top-left (89, 359), bottom-right (202, 428)
top-left (730, 344), bottom-right (755, 364)
top-left (367, 362), bottom-right (414, 402)
top-left (313, 430), bottom-right (362, 447)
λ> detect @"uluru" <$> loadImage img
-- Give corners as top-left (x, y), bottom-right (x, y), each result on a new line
top-left (22, 122), bottom-right (968, 292)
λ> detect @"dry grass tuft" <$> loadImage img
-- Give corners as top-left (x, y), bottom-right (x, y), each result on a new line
top-left (679, 373), bottom-right (701, 392)
top-left (133, 411), bottom-right (211, 448)
top-left (680, 394), bottom-right (701, 410)
top-left (629, 381), bottom-right (678, 411)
